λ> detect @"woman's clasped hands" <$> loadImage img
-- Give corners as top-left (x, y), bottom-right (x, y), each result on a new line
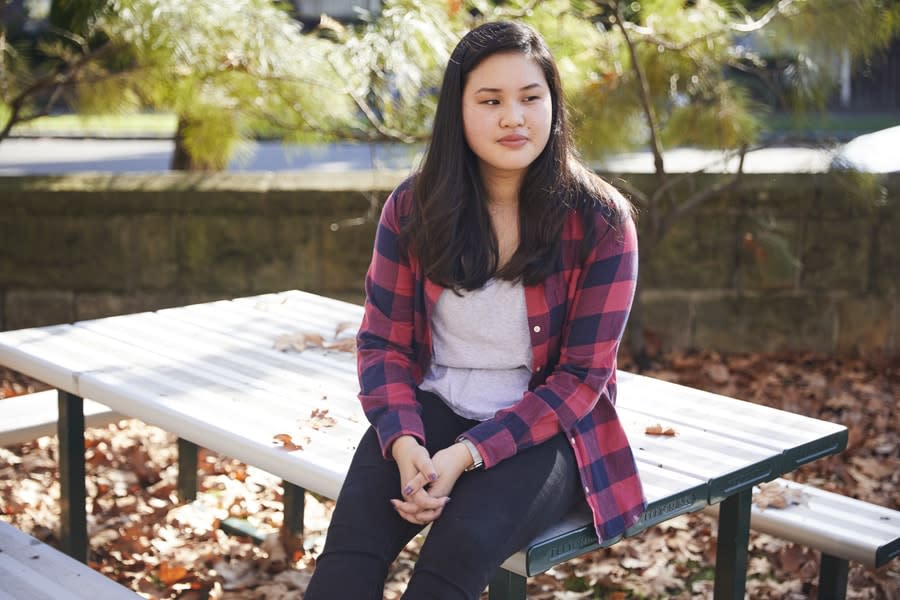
top-left (389, 435), bottom-right (472, 525)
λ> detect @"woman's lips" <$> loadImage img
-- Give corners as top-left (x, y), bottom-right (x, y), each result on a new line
top-left (498, 135), bottom-right (528, 148)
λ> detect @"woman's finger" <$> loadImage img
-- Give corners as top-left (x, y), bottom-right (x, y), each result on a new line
top-left (391, 498), bottom-right (421, 514)
top-left (411, 453), bottom-right (438, 484)
top-left (408, 489), bottom-right (447, 511)
top-left (391, 499), bottom-right (444, 525)
top-left (391, 502), bottom-right (427, 525)
top-left (401, 472), bottom-right (428, 497)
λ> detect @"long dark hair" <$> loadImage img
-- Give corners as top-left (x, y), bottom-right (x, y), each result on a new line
top-left (402, 20), bottom-right (632, 290)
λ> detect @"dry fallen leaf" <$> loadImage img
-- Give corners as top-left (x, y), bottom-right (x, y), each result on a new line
top-left (324, 338), bottom-right (357, 354)
top-left (158, 561), bottom-right (190, 586)
top-left (261, 532), bottom-right (288, 574)
top-left (334, 321), bottom-right (357, 337)
top-left (272, 433), bottom-right (303, 451)
top-left (645, 423), bottom-right (677, 436)
top-left (308, 408), bottom-right (337, 431)
top-left (753, 481), bottom-right (808, 511)
top-left (703, 363), bottom-right (731, 384)
top-left (273, 333), bottom-right (325, 353)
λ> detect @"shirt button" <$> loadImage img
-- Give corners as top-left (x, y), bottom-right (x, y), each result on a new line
top-left (535, 365), bottom-right (542, 372)
top-left (584, 485), bottom-right (590, 494)
top-left (533, 325), bottom-right (541, 333)
top-left (570, 436), bottom-right (576, 445)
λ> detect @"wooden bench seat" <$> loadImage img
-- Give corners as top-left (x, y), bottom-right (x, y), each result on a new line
top-left (0, 519), bottom-right (139, 599)
top-left (706, 478), bottom-right (899, 600)
top-left (0, 390), bottom-right (121, 447)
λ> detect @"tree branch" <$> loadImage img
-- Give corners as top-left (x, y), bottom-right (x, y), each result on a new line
top-left (608, 0), bottom-right (667, 193)
top-left (326, 54), bottom-right (420, 144)
top-left (657, 145), bottom-right (748, 240)
top-left (731, 0), bottom-right (798, 33)
top-left (0, 40), bottom-right (114, 142)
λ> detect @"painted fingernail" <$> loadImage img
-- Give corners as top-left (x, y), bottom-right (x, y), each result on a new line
top-left (428, 473), bottom-right (438, 482)
top-left (403, 486), bottom-right (413, 495)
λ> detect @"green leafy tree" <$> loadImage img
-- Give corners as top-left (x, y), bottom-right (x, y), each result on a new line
top-left (0, 0), bottom-right (119, 140)
top-left (565, 0), bottom-right (898, 363)
top-left (97, 0), bottom-right (351, 170)
top-left (0, 0), bottom-right (353, 169)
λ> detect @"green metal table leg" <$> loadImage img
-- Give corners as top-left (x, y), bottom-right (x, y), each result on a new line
top-left (818, 554), bottom-right (848, 600)
top-left (488, 568), bottom-right (526, 600)
top-left (177, 438), bottom-right (198, 502)
top-left (713, 488), bottom-right (752, 600)
top-left (283, 481), bottom-right (305, 537)
top-left (57, 391), bottom-right (87, 563)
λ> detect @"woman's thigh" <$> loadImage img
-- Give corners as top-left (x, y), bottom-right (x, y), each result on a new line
top-left (408, 432), bottom-right (583, 596)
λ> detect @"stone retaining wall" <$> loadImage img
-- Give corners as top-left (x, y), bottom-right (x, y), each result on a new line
top-left (1, 171), bottom-right (896, 357)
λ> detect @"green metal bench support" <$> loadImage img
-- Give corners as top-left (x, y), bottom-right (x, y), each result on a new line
top-left (176, 438), bottom-right (199, 502)
top-left (57, 391), bottom-right (87, 563)
top-left (489, 568), bottom-right (526, 600)
top-left (818, 554), bottom-right (849, 600)
top-left (713, 488), bottom-right (752, 600)
top-left (283, 481), bottom-right (305, 536)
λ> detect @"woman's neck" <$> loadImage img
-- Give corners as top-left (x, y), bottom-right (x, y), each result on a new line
top-left (481, 168), bottom-right (522, 209)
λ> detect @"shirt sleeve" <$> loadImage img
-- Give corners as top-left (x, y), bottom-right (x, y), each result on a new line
top-left (460, 210), bottom-right (638, 468)
top-left (356, 185), bottom-right (427, 459)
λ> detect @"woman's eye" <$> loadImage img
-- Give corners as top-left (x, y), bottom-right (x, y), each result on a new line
top-left (482, 99), bottom-right (500, 105)
top-left (524, 95), bottom-right (540, 102)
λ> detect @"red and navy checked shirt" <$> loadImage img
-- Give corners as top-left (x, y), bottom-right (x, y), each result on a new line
top-left (357, 178), bottom-right (646, 543)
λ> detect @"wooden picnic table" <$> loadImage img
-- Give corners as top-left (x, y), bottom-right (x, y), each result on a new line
top-left (0, 290), bottom-right (848, 599)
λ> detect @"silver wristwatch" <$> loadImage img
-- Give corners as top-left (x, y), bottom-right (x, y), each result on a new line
top-left (456, 436), bottom-right (483, 471)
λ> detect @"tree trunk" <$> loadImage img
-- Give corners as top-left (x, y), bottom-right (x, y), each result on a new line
top-left (169, 116), bottom-right (217, 171)
top-left (169, 117), bottom-right (195, 171)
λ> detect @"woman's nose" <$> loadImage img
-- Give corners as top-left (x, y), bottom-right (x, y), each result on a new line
top-left (500, 103), bottom-right (525, 127)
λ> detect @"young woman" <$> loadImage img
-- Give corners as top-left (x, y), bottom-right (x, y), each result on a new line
top-left (305, 20), bottom-right (645, 599)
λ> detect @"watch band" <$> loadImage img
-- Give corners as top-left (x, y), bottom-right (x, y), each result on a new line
top-left (456, 436), bottom-right (483, 471)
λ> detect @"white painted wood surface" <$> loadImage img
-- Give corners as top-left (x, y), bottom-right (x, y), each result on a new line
top-left (0, 520), bottom-right (139, 599)
top-left (704, 478), bottom-right (900, 567)
top-left (0, 391), bottom-right (121, 447)
top-left (0, 289), bottom-right (852, 577)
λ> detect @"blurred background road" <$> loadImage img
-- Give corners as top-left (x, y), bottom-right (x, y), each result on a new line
top-left (0, 137), bottom-right (846, 175)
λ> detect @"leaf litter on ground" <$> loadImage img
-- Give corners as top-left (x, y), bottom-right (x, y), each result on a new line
top-left (1, 351), bottom-right (897, 599)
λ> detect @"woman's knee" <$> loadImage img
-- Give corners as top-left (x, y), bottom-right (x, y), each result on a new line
top-left (411, 512), bottom-right (513, 593)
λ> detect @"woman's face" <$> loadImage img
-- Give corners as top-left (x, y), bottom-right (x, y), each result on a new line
top-left (462, 51), bottom-right (553, 183)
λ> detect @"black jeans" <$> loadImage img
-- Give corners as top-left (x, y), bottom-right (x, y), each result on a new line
top-left (304, 389), bottom-right (582, 600)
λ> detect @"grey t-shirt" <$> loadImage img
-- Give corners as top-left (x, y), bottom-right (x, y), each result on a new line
top-left (420, 278), bottom-right (533, 421)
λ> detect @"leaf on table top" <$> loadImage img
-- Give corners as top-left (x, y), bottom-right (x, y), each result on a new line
top-left (334, 321), bottom-right (357, 337)
top-left (308, 408), bottom-right (337, 430)
top-left (645, 423), bottom-right (677, 436)
top-left (273, 333), bottom-right (325, 353)
top-left (272, 433), bottom-right (303, 451)
top-left (324, 338), bottom-right (357, 354)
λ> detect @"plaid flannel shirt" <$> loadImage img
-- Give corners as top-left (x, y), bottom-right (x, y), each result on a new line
top-left (357, 178), bottom-right (646, 543)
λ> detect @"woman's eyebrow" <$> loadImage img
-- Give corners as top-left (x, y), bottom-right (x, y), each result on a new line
top-left (474, 82), bottom-right (544, 94)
